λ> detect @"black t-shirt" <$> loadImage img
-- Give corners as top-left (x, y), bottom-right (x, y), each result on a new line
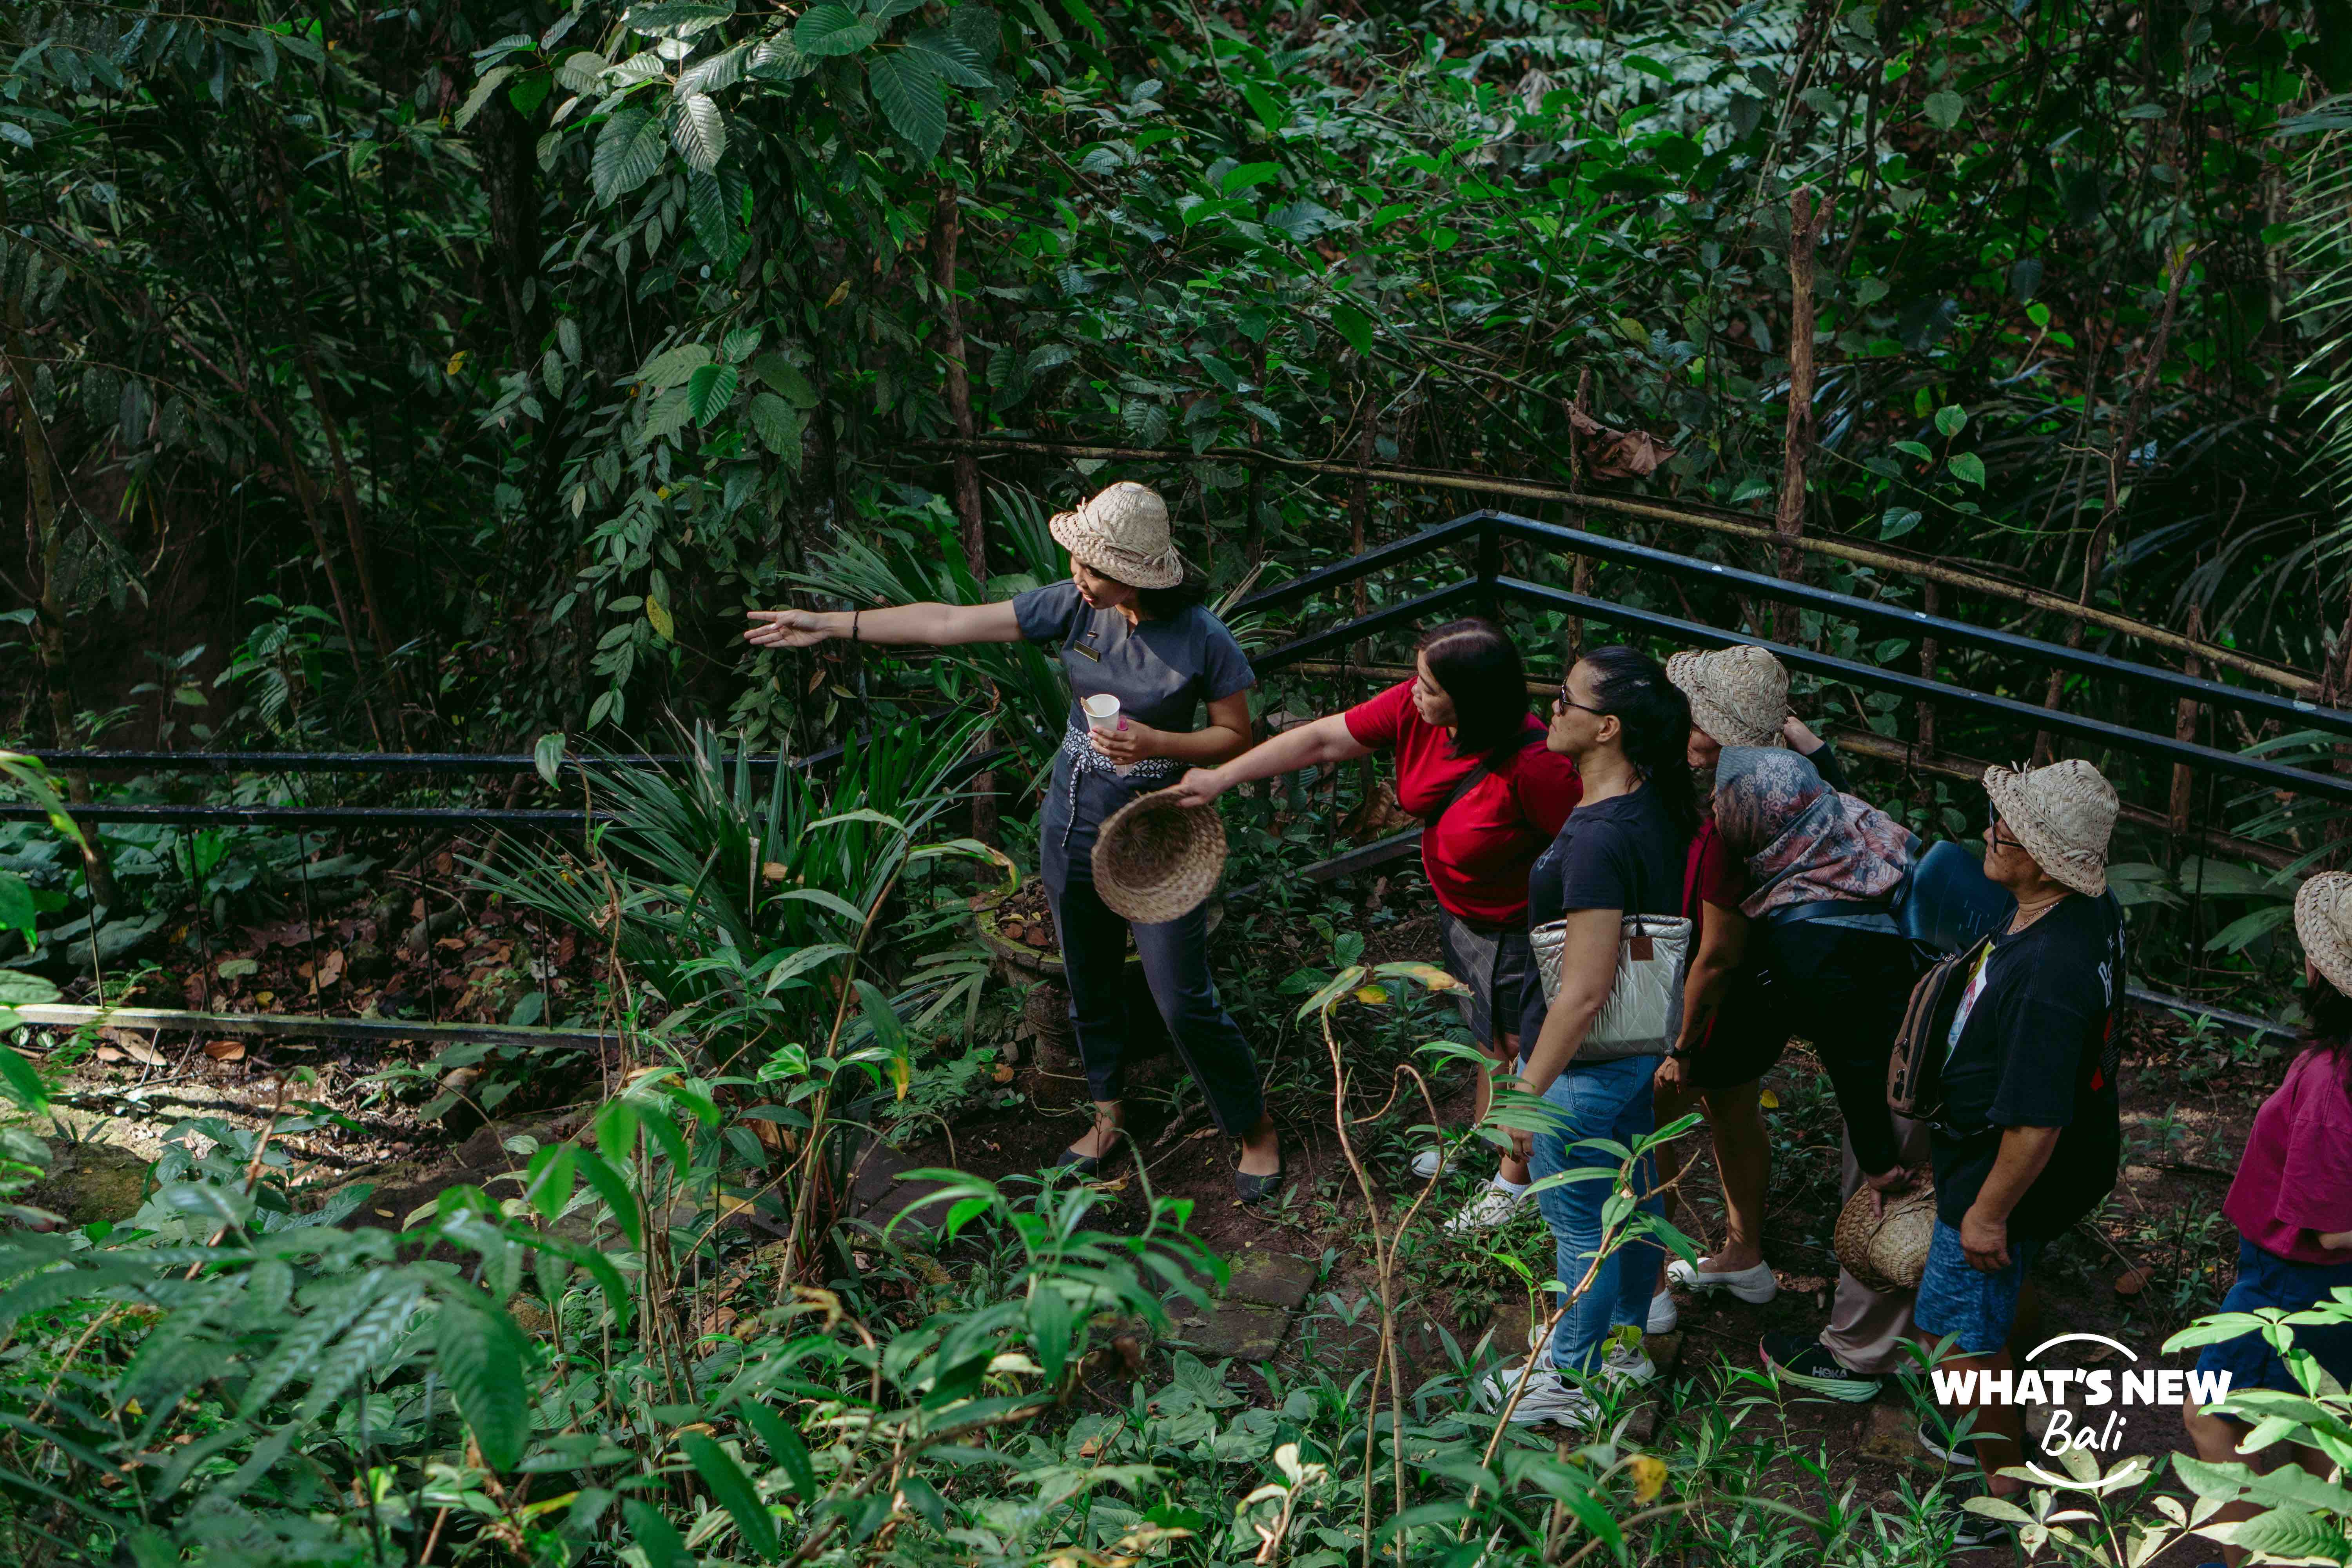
top-left (1929, 891), bottom-right (2127, 1241)
top-left (1519, 786), bottom-right (1687, 1047)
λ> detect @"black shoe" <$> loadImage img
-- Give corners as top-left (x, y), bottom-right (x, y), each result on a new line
top-left (1234, 1154), bottom-right (1286, 1204)
top-left (1047, 1147), bottom-right (1102, 1177)
top-left (1937, 1475), bottom-right (2016, 1551)
top-left (1759, 1333), bottom-right (1887, 1403)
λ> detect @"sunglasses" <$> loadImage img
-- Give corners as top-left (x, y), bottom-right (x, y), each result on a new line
top-left (1553, 682), bottom-right (1608, 718)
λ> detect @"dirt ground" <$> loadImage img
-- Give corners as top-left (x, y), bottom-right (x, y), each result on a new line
top-left (17, 883), bottom-right (2284, 1564)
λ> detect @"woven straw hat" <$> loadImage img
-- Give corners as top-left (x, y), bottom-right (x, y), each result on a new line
top-left (1049, 482), bottom-right (1184, 589)
top-left (1092, 787), bottom-right (1226, 924)
top-left (1833, 1177), bottom-right (1939, 1294)
top-left (1982, 759), bottom-right (2117, 897)
top-left (2296, 872), bottom-right (2352, 996)
top-left (1667, 645), bottom-right (1790, 749)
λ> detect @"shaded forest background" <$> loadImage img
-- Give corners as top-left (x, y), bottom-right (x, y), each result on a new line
top-left (7, 0), bottom-right (2352, 956)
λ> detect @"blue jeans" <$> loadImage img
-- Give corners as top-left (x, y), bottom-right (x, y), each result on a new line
top-left (1526, 1052), bottom-right (1665, 1375)
top-left (1914, 1219), bottom-right (2041, 1356)
top-left (2194, 1236), bottom-right (2352, 1406)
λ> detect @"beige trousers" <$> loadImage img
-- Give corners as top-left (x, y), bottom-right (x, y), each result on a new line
top-left (1818, 1110), bottom-right (1931, 1375)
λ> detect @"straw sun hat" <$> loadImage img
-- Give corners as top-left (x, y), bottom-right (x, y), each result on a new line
top-left (1092, 787), bottom-right (1227, 924)
top-left (1981, 758), bottom-right (2118, 898)
top-left (1833, 1177), bottom-right (1939, 1293)
top-left (1049, 482), bottom-right (1184, 590)
top-left (2296, 871), bottom-right (2352, 996)
top-left (1667, 644), bottom-right (1790, 749)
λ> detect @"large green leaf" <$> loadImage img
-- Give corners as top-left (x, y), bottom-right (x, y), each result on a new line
top-left (751, 353), bottom-right (820, 407)
top-left (747, 393), bottom-right (804, 466)
top-left (624, 2), bottom-right (737, 37)
top-left (794, 4), bottom-right (878, 56)
top-left (592, 107), bottom-right (669, 203)
top-left (866, 52), bottom-right (947, 160)
top-left (671, 92), bottom-right (727, 172)
top-left (641, 387), bottom-right (693, 442)
top-left (456, 65), bottom-right (515, 129)
top-left (906, 27), bottom-right (991, 88)
top-left (638, 343), bottom-right (713, 389)
top-left (436, 1297), bottom-right (532, 1472)
top-left (687, 362), bottom-right (740, 425)
top-left (681, 1431), bottom-right (780, 1559)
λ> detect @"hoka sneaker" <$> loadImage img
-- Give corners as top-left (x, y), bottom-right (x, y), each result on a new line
top-left (1759, 1333), bottom-right (1887, 1403)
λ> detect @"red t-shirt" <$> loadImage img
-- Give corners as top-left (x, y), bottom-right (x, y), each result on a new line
top-left (1680, 819), bottom-right (1748, 1055)
top-left (1342, 680), bottom-right (1581, 925)
top-left (2224, 1047), bottom-right (2352, 1266)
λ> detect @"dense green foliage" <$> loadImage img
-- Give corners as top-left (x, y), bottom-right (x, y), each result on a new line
top-left (12, 0), bottom-right (2352, 1563)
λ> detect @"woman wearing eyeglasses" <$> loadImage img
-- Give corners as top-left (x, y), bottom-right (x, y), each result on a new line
top-left (1477, 646), bottom-right (1696, 1429)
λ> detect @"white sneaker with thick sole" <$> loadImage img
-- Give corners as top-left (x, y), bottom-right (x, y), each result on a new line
top-left (1664, 1255), bottom-right (1778, 1303)
top-left (1476, 1361), bottom-right (1602, 1427)
top-left (1600, 1334), bottom-right (1655, 1389)
top-left (1646, 1289), bottom-right (1679, 1334)
top-left (1411, 1147), bottom-right (1445, 1180)
top-left (1916, 1422), bottom-right (1982, 1468)
top-left (1444, 1179), bottom-right (1530, 1233)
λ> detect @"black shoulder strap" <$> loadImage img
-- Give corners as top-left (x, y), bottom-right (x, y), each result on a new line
top-left (1426, 738), bottom-right (1542, 835)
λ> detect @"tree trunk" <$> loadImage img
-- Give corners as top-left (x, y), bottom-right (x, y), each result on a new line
top-left (2, 294), bottom-right (118, 907)
top-left (931, 183), bottom-right (986, 575)
top-left (930, 183), bottom-right (997, 845)
top-left (270, 152), bottom-right (401, 690)
top-left (472, 88), bottom-right (546, 370)
top-left (2169, 602), bottom-right (2203, 833)
top-left (1913, 580), bottom-right (1939, 809)
top-left (2035, 246), bottom-right (2191, 763)
top-left (1775, 189), bottom-right (1829, 632)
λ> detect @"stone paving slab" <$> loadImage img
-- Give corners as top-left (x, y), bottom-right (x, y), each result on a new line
top-left (1168, 1298), bottom-right (1291, 1361)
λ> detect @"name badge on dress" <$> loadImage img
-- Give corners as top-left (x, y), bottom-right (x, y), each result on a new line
top-left (1069, 629), bottom-right (1103, 661)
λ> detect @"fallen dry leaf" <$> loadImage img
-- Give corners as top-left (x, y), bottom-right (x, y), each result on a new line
top-left (2113, 1266), bottom-right (2151, 1298)
top-left (203, 1040), bottom-right (247, 1063)
top-left (94, 1045), bottom-right (125, 1064)
top-left (318, 949), bottom-right (345, 987)
top-left (992, 1064), bottom-right (1016, 1083)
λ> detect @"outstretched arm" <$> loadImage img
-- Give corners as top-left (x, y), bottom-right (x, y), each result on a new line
top-left (1161, 712), bottom-right (1372, 807)
top-left (744, 602), bottom-right (1023, 649)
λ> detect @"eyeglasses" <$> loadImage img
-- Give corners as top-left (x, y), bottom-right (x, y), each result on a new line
top-left (1988, 810), bottom-right (2024, 852)
top-left (1553, 683), bottom-right (1608, 718)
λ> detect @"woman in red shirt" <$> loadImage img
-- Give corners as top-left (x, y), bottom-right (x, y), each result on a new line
top-left (1169, 620), bottom-right (1581, 1228)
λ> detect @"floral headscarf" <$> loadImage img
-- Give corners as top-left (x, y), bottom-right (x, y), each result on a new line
top-left (1714, 746), bottom-right (1918, 917)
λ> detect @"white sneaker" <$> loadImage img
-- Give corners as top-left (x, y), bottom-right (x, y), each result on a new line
top-left (1475, 1361), bottom-right (1602, 1427)
top-left (1601, 1333), bottom-right (1655, 1389)
top-left (1646, 1289), bottom-right (1679, 1334)
top-left (1444, 1179), bottom-right (1529, 1233)
top-left (1410, 1147), bottom-right (1445, 1180)
top-left (1664, 1255), bottom-right (1778, 1304)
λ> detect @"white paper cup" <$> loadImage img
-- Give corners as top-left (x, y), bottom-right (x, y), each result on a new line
top-left (1083, 694), bottom-right (1123, 733)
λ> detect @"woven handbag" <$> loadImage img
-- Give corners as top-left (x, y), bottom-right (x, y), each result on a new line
top-left (1530, 913), bottom-right (1691, 1059)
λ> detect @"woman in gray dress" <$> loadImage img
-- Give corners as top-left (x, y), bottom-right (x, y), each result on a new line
top-left (746, 483), bottom-right (1285, 1199)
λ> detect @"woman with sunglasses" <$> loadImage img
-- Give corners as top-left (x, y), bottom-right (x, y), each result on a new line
top-left (1168, 619), bottom-right (1582, 1229)
top-left (1478, 646), bottom-right (1696, 1429)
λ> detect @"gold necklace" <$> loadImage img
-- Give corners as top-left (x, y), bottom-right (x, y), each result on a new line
top-left (2009, 892), bottom-right (2067, 932)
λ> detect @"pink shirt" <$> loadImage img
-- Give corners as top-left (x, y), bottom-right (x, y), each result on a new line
top-left (2223, 1046), bottom-right (2352, 1266)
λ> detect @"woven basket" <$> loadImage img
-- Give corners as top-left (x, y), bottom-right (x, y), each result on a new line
top-left (1833, 1176), bottom-right (1939, 1294)
top-left (1091, 788), bottom-right (1226, 924)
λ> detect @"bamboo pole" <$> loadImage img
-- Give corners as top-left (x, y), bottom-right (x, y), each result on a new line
top-left (913, 436), bottom-right (2311, 692)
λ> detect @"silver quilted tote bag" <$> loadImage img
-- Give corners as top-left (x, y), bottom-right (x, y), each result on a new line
top-left (1530, 914), bottom-right (1691, 1060)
